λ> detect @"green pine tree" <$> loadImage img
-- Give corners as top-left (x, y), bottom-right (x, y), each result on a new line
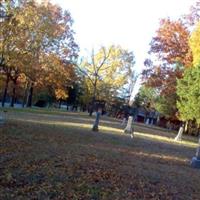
top-left (177, 64), bottom-right (200, 124)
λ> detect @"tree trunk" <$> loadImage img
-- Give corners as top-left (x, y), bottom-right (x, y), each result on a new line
top-left (184, 121), bottom-right (188, 133)
top-left (92, 110), bottom-right (101, 131)
top-left (59, 99), bottom-right (62, 109)
top-left (89, 81), bottom-right (97, 116)
top-left (22, 82), bottom-right (28, 107)
top-left (26, 82), bottom-right (34, 107)
top-left (2, 75), bottom-right (9, 107)
top-left (89, 96), bottom-right (95, 116)
top-left (188, 121), bottom-right (200, 136)
top-left (10, 79), bottom-right (17, 107)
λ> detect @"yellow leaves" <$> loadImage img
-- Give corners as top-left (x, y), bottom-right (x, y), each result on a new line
top-left (55, 89), bottom-right (68, 100)
top-left (80, 46), bottom-right (135, 103)
top-left (18, 73), bottom-right (27, 83)
top-left (189, 21), bottom-right (200, 66)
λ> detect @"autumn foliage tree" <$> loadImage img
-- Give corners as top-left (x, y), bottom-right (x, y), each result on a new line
top-left (0, 0), bottom-right (78, 107)
top-left (79, 46), bottom-right (135, 115)
top-left (149, 18), bottom-right (192, 66)
top-left (176, 20), bottom-right (200, 135)
top-left (142, 0), bottom-right (200, 137)
top-left (189, 21), bottom-right (200, 66)
top-left (142, 17), bottom-right (193, 120)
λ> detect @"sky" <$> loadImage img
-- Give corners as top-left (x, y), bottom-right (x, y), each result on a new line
top-left (50, 0), bottom-right (195, 97)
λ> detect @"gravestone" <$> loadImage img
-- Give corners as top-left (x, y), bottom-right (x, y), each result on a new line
top-left (0, 111), bottom-right (6, 125)
top-left (191, 137), bottom-right (200, 169)
top-left (124, 107), bottom-right (136, 138)
top-left (124, 116), bottom-right (134, 138)
top-left (174, 125), bottom-right (184, 141)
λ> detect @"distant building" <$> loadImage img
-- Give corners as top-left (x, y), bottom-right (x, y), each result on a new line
top-left (134, 107), bottom-right (159, 125)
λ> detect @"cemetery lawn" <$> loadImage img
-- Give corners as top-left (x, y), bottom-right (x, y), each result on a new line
top-left (0, 111), bottom-right (200, 200)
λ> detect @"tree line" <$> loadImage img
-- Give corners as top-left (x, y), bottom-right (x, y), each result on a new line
top-left (2, 0), bottom-right (200, 137)
top-left (0, 0), bottom-right (136, 110)
top-left (140, 0), bottom-right (200, 135)
top-left (0, 0), bottom-right (79, 107)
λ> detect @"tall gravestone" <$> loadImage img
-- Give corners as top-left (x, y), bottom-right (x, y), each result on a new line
top-left (191, 137), bottom-right (200, 169)
top-left (124, 116), bottom-right (134, 138)
top-left (174, 124), bottom-right (184, 141)
top-left (124, 107), bottom-right (136, 138)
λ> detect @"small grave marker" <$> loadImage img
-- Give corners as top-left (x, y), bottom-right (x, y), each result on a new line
top-left (0, 110), bottom-right (7, 125)
top-left (0, 112), bottom-right (5, 125)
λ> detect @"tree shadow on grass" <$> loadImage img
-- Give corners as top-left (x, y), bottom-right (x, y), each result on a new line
top-left (4, 116), bottom-right (196, 164)
top-left (1, 118), bottom-right (200, 200)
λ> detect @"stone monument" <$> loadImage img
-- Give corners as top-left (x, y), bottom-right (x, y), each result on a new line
top-left (191, 137), bottom-right (200, 169)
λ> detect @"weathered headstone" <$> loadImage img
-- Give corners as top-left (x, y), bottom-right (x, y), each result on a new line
top-left (174, 125), bottom-right (184, 141)
top-left (124, 116), bottom-right (134, 138)
top-left (0, 111), bottom-right (5, 125)
top-left (92, 110), bottom-right (101, 132)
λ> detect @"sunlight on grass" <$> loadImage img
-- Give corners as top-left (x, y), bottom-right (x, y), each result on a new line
top-left (0, 107), bottom-right (79, 116)
top-left (88, 144), bottom-right (190, 163)
top-left (98, 125), bottom-right (197, 148)
top-left (13, 118), bottom-right (198, 148)
top-left (134, 132), bottom-right (198, 148)
top-left (15, 118), bottom-right (92, 129)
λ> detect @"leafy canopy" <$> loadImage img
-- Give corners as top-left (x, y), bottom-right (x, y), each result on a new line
top-left (177, 63), bottom-right (200, 124)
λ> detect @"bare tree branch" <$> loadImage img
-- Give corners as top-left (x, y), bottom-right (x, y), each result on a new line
top-left (96, 46), bottom-right (112, 73)
top-left (75, 62), bottom-right (95, 86)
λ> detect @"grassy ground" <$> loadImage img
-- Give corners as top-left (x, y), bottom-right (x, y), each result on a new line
top-left (0, 106), bottom-right (70, 116)
top-left (0, 110), bottom-right (200, 199)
